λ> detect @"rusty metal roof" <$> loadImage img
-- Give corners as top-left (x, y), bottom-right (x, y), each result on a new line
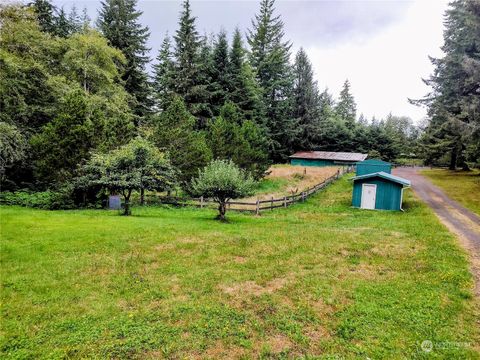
top-left (289, 151), bottom-right (368, 162)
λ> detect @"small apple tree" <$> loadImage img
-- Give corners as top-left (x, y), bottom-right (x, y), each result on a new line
top-left (190, 160), bottom-right (255, 221)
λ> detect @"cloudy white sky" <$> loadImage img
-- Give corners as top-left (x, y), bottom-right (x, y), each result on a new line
top-left (53, 0), bottom-right (449, 123)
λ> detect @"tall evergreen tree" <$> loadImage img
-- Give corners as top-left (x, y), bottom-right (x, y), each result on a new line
top-left (97, 0), bottom-right (152, 120)
top-left (292, 48), bottom-right (320, 150)
top-left (68, 5), bottom-right (82, 33)
top-left (173, 0), bottom-right (212, 127)
top-left (30, 0), bottom-right (57, 35)
top-left (335, 79), bottom-right (357, 129)
top-left (210, 30), bottom-right (230, 115)
top-left (248, 0), bottom-right (295, 161)
top-left (229, 28), bottom-right (264, 124)
top-left (413, 0), bottom-right (480, 169)
top-left (152, 34), bottom-right (175, 111)
top-left (55, 7), bottom-right (71, 38)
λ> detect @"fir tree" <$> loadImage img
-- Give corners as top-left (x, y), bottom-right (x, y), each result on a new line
top-left (413, 0), bottom-right (480, 169)
top-left (152, 34), bottom-right (175, 111)
top-left (335, 79), bottom-right (357, 129)
top-left (30, 0), bottom-right (57, 34)
top-left (173, 0), bottom-right (212, 127)
top-left (55, 7), bottom-right (71, 38)
top-left (68, 5), bottom-right (81, 33)
top-left (292, 48), bottom-right (320, 150)
top-left (97, 0), bottom-right (152, 120)
top-left (248, 0), bottom-right (295, 161)
top-left (229, 28), bottom-right (265, 124)
top-left (210, 30), bottom-right (230, 115)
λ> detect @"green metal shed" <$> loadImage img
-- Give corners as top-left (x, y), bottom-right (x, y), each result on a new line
top-left (289, 151), bottom-right (367, 167)
top-left (355, 159), bottom-right (392, 176)
top-left (351, 172), bottom-right (411, 211)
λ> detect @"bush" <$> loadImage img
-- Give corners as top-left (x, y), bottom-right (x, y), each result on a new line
top-left (0, 187), bottom-right (75, 210)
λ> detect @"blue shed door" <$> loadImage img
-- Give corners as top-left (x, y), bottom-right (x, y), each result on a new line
top-left (361, 184), bottom-right (376, 209)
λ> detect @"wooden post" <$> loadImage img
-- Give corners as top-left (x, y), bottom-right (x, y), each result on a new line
top-left (271, 196), bottom-right (274, 211)
top-left (200, 196), bottom-right (204, 208)
top-left (302, 192), bottom-right (305, 202)
top-left (284, 196), bottom-right (287, 207)
top-left (256, 199), bottom-right (260, 215)
top-left (304, 167), bottom-right (307, 176)
top-left (337, 169), bottom-right (340, 178)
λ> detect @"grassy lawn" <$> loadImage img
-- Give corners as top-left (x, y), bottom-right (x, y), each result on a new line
top-left (421, 169), bottom-right (480, 216)
top-left (1, 176), bottom-right (479, 359)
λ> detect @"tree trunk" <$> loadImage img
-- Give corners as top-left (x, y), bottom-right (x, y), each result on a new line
top-left (449, 146), bottom-right (457, 170)
top-left (140, 188), bottom-right (145, 205)
top-left (123, 189), bottom-right (132, 216)
top-left (217, 201), bottom-right (227, 221)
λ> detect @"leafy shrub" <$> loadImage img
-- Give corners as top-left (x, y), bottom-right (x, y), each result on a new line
top-left (0, 187), bottom-right (74, 210)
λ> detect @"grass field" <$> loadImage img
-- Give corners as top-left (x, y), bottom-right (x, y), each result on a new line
top-left (1, 176), bottom-right (479, 359)
top-left (421, 169), bottom-right (480, 216)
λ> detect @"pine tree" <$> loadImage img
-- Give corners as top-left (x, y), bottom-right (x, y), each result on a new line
top-left (80, 7), bottom-right (91, 31)
top-left (55, 7), bottom-right (71, 38)
top-left (292, 48), bottom-right (320, 150)
top-left (413, 0), bottom-right (480, 169)
top-left (247, 0), bottom-right (295, 161)
top-left (97, 0), bottom-right (152, 120)
top-left (210, 30), bottom-right (230, 115)
top-left (152, 34), bottom-right (175, 111)
top-left (30, 0), bottom-right (57, 35)
top-left (173, 0), bottom-right (212, 127)
top-left (68, 5), bottom-right (81, 33)
top-left (335, 79), bottom-right (357, 129)
top-left (229, 28), bottom-right (264, 124)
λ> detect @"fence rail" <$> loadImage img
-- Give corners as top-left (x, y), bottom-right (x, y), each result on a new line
top-left (146, 166), bottom-right (352, 214)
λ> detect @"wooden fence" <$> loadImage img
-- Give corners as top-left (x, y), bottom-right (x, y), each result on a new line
top-left (146, 166), bottom-right (352, 214)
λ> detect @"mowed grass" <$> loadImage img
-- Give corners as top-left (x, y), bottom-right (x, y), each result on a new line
top-left (1, 176), bottom-right (479, 359)
top-left (421, 168), bottom-right (480, 216)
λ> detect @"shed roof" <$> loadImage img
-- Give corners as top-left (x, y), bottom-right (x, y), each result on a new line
top-left (351, 171), bottom-right (411, 187)
top-left (289, 151), bottom-right (367, 162)
top-left (356, 159), bottom-right (391, 165)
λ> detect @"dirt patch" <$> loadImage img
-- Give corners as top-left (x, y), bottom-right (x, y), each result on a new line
top-left (221, 276), bottom-right (291, 297)
top-left (264, 334), bottom-right (293, 353)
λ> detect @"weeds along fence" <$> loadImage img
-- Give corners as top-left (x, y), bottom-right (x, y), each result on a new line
top-left (146, 166), bottom-right (352, 214)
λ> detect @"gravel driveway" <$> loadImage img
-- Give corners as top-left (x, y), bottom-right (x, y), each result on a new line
top-left (394, 167), bottom-right (480, 295)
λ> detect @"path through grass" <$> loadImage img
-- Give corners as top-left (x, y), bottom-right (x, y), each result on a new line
top-left (1, 176), bottom-right (479, 358)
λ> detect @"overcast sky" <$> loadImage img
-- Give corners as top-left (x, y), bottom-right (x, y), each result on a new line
top-left (52, 0), bottom-right (448, 123)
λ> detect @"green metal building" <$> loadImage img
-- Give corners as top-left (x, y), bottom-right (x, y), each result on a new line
top-left (289, 151), bottom-right (367, 167)
top-left (355, 159), bottom-right (392, 176)
top-left (351, 172), bottom-right (411, 211)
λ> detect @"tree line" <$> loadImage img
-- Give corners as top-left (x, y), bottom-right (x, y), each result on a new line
top-left (1, 0), bottom-right (423, 200)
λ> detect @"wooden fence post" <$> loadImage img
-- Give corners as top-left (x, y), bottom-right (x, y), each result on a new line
top-left (284, 196), bottom-right (287, 208)
top-left (302, 192), bottom-right (305, 202)
top-left (200, 196), bottom-right (204, 208)
top-left (271, 196), bottom-right (274, 210)
top-left (256, 199), bottom-right (260, 215)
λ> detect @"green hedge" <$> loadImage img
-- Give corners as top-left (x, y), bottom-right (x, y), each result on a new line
top-left (0, 189), bottom-right (74, 210)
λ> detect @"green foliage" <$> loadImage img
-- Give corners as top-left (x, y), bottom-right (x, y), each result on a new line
top-left (190, 159), bottom-right (256, 220)
top-left (76, 137), bottom-right (176, 215)
top-left (97, 0), bottom-right (152, 119)
top-left (152, 34), bottom-right (175, 111)
top-left (207, 102), bottom-right (270, 179)
top-left (152, 96), bottom-right (212, 183)
top-left (414, 0), bottom-right (480, 169)
top-left (248, 0), bottom-right (295, 161)
top-left (335, 79), bottom-right (357, 129)
top-left (62, 29), bottom-right (126, 93)
top-left (292, 48), bottom-right (320, 150)
top-left (0, 122), bottom-right (28, 181)
top-left (0, 188), bottom-right (74, 210)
